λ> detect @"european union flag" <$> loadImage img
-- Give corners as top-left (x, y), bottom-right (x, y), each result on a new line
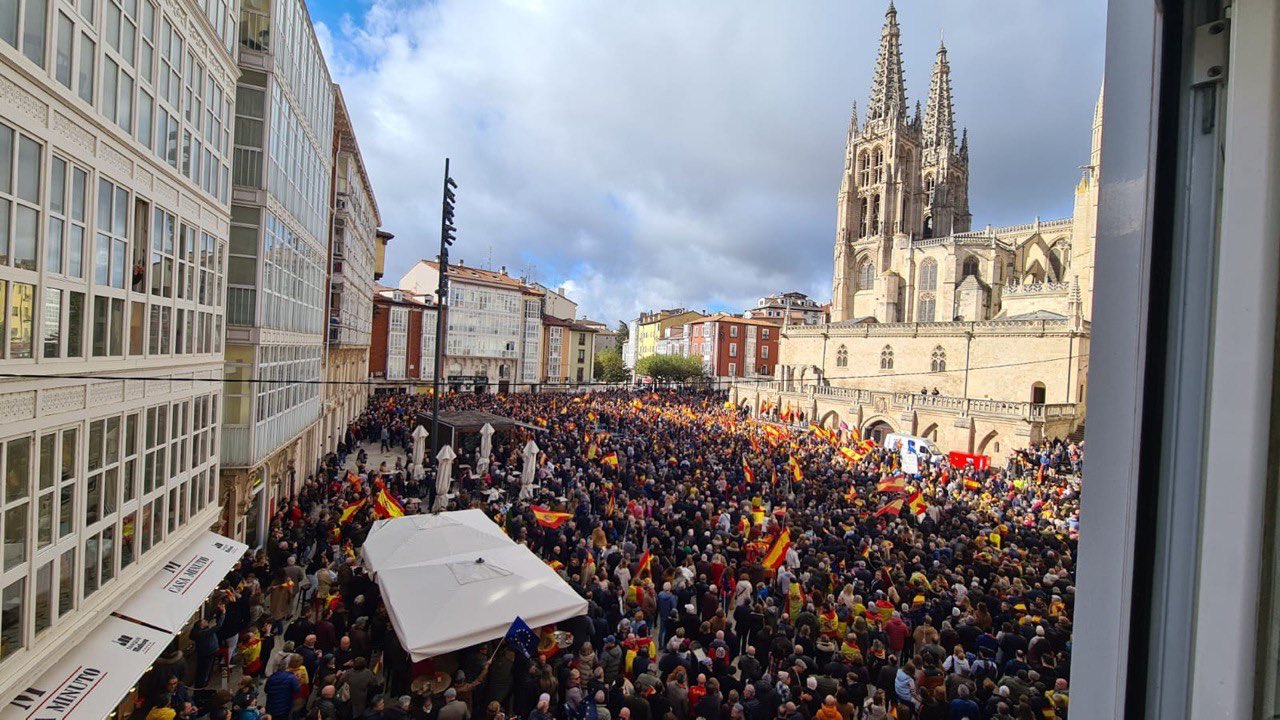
top-left (505, 616), bottom-right (539, 659)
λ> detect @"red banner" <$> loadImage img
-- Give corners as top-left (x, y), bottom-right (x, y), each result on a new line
top-left (948, 451), bottom-right (990, 471)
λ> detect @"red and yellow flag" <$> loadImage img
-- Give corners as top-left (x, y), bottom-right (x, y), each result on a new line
top-left (630, 399), bottom-right (644, 411)
top-left (531, 505), bottom-right (573, 529)
top-left (742, 461), bottom-right (756, 485)
top-left (875, 476), bottom-right (907, 495)
top-left (875, 498), bottom-right (904, 518)
top-left (601, 451), bottom-right (619, 468)
top-left (788, 456), bottom-right (804, 484)
top-left (964, 478), bottom-right (981, 492)
top-left (762, 529), bottom-right (792, 570)
top-left (838, 447), bottom-right (859, 463)
top-left (373, 488), bottom-right (406, 519)
top-left (906, 491), bottom-right (928, 518)
top-left (636, 549), bottom-right (653, 576)
top-left (339, 497), bottom-right (366, 524)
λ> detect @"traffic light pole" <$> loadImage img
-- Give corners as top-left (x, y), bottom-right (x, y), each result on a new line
top-left (430, 158), bottom-right (457, 491)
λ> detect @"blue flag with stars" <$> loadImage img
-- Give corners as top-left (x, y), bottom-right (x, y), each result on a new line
top-left (505, 616), bottom-right (539, 659)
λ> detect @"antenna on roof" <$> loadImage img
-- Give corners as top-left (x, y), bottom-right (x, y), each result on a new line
top-left (485, 245), bottom-right (493, 270)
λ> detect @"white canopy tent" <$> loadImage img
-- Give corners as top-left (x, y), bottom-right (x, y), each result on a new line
top-left (361, 510), bottom-right (587, 661)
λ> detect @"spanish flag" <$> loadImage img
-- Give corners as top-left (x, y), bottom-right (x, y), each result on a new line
top-left (839, 447), bottom-right (859, 463)
top-left (742, 461), bottom-right (756, 485)
top-left (875, 476), bottom-right (907, 494)
top-left (630, 399), bottom-right (644, 411)
top-left (548, 559), bottom-right (565, 572)
top-left (601, 451), bottom-right (619, 468)
top-left (906, 491), bottom-right (928, 518)
top-left (874, 498), bottom-right (904, 518)
top-left (762, 529), bottom-right (792, 570)
top-left (586, 443), bottom-right (599, 460)
top-left (749, 436), bottom-right (761, 453)
top-left (374, 488), bottom-right (406, 519)
top-left (636, 549), bottom-right (653, 576)
top-left (762, 425), bottom-right (786, 442)
top-left (605, 493), bottom-right (617, 516)
top-left (346, 470), bottom-right (362, 492)
top-left (531, 505), bottom-right (572, 529)
top-left (339, 497), bottom-right (366, 524)
top-left (788, 456), bottom-right (804, 483)
top-left (875, 499), bottom-right (906, 515)
top-left (964, 478), bottom-right (981, 491)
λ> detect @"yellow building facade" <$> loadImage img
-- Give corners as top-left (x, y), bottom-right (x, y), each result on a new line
top-left (635, 310), bottom-right (704, 363)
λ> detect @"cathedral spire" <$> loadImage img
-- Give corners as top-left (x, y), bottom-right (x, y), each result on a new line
top-left (848, 100), bottom-right (859, 139)
top-left (922, 40), bottom-right (956, 152)
top-left (959, 127), bottom-right (969, 160)
top-left (867, 2), bottom-right (907, 122)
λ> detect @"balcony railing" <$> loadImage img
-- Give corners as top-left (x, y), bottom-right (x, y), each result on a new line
top-left (239, 5), bottom-right (271, 52)
top-left (744, 381), bottom-right (1080, 423)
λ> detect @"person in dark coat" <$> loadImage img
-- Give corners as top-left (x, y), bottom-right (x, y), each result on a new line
top-left (264, 666), bottom-right (301, 719)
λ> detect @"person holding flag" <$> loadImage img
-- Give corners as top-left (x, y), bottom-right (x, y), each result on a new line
top-left (531, 505), bottom-right (573, 529)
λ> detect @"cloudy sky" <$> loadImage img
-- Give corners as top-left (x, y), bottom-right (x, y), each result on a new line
top-left (309, 0), bottom-right (1107, 326)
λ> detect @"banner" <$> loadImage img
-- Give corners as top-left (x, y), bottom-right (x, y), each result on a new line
top-left (902, 452), bottom-right (920, 475)
top-left (948, 451), bottom-right (990, 471)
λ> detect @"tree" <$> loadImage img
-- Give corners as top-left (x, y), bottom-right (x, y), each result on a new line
top-left (635, 354), bottom-right (705, 382)
top-left (593, 348), bottom-right (630, 382)
top-left (614, 320), bottom-right (629, 352)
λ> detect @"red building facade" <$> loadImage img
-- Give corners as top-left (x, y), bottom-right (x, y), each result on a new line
top-left (686, 314), bottom-right (782, 379)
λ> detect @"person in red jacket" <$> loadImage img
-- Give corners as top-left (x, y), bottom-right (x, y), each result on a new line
top-left (883, 613), bottom-right (910, 656)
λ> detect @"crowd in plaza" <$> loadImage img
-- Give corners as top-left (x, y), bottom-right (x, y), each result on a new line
top-left (144, 389), bottom-right (1081, 720)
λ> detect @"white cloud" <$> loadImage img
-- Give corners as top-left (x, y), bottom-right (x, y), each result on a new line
top-left (318, 0), bottom-right (1106, 325)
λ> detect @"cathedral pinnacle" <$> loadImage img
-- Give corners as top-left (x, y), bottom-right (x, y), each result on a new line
top-left (923, 38), bottom-right (956, 152)
top-left (867, 1), bottom-right (907, 123)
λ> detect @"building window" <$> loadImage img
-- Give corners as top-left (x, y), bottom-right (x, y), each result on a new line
top-left (762, 328), bottom-right (770, 339)
top-left (919, 258), bottom-right (937, 291)
top-left (46, 156), bottom-right (88, 279)
top-left (0, 125), bottom-right (42, 272)
top-left (918, 293), bottom-right (936, 323)
top-left (578, 334), bottom-right (585, 346)
top-left (730, 325), bottom-right (738, 337)
top-left (962, 255), bottom-right (981, 281)
top-left (880, 345), bottom-right (894, 370)
top-left (728, 362), bottom-right (736, 376)
top-left (729, 343), bottom-right (738, 357)
top-left (95, 179), bottom-right (130, 289)
top-left (931, 346), bottom-right (946, 373)
top-left (836, 345), bottom-right (848, 368)
top-left (577, 349), bottom-right (585, 363)
top-left (762, 345), bottom-right (769, 359)
top-left (858, 258), bottom-right (875, 290)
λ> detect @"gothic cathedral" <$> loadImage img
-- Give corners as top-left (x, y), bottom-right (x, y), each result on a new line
top-left (830, 3), bottom-right (1101, 327)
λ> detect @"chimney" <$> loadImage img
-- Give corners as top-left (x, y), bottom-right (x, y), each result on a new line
top-left (500, 265), bottom-right (507, 275)
top-left (458, 258), bottom-right (464, 266)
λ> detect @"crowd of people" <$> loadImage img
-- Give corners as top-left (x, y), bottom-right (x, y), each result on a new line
top-left (145, 388), bottom-right (1081, 720)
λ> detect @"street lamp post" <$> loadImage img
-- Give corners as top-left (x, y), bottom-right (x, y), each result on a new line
top-left (430, 159), bottom-right (459, 475)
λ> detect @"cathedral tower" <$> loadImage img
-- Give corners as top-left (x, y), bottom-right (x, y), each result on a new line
top-left (833, 2), bottom-right (953, 323)
top-left (919, 41), bottom-right (971, 239)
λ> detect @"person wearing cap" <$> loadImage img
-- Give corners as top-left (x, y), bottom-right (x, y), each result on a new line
top-left (439, 688), bottom-right (470, 720)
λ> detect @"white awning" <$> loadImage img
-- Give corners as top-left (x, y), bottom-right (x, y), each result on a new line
top-left (115, 531), bottom-right (248, 633)
top-left (1, 615), bottom-right (172, 720)
top-left (361, 510), bottom-right (587, 661)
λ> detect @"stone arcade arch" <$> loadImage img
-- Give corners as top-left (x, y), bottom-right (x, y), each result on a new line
top-left (819, 410), bottom-right (841, 429)
top-left (864, 418), bottom-right (896, 444)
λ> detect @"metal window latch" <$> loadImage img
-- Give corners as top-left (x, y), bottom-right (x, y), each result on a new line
top-left (1191, 18), bottom-right (1229, 87)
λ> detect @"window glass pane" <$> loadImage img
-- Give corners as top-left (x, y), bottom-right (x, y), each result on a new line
top-left (38, 433), bottom-right (54, 491)
top-left (45, 217), bottom-right (62, 275)
top-left (58, 482), bottom-right (73, 538)
top-left (42, 287), bottom-right (60, 358)
top-left (4, 504), bottom-right (27, 571)
top-left (9, 282), bottom-right (34, 358)
top-left (34, 562), bottom-right (52, 634)
top-left (91, 294), bottom-right (107, 356)
top-left (54, 11), bottom-right (71, 87)
top-left (36, 492), bottom-right (52, 547)
top-left (68, 224), bottom-right (83, 278)
top-left (66, 291), bottom-right (83, 357)
top-left (0, 1), bottom-right (16, 47)
top-left (16, 136), bottom-right (39, 203)
top-left (58, 548), bottom-right (74, 616)
top-left (5, 437), bottom-right (29, 502)
top-left (0, 202), bottom-right (8, 267)
top-left (14, 206), bottom-right (37, 270)
top-left (0, 578), bottom-right (24, 661)
top-left (82, 534), bottom-right (98, 597)
top-left (22, 0), bottom-right (46, 66)
top-left (77, 34), bottom-right (94, 104)
top-left (0, 126), bottom-right (8, 194)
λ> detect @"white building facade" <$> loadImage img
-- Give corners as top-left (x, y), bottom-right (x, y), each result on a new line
top-left (400, 260), bottom-right (543, 392)
top-left (320, 86), bottom-right (378, 455)
top-left (222, 0), bottom-right (333, 546)
top-left (0, 0), bottom-right (238, 706)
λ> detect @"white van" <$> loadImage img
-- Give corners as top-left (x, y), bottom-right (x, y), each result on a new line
top-left (883, 433), bottom-right (945, 464)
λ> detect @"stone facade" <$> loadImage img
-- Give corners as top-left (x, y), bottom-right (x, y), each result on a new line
top-left (748, 4), bottom-right (1100, 462)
